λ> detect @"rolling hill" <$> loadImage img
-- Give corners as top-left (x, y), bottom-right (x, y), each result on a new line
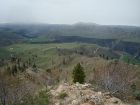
top-left (0, 23), bottom-right (140, 63)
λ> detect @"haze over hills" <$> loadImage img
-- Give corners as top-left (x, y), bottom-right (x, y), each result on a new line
top-left (0, 23), bottom-right (140, 62)
top-left (0, 22), bottom-right (140, 39)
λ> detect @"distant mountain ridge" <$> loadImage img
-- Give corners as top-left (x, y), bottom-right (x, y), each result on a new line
top-left (0, 23), bottom-right (140, 60)
top-left (0, 22), bottom-right (140, 39)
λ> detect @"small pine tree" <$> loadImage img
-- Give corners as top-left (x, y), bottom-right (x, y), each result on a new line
top-left (72, 62), bottom-right (86, 84)
top-left (7, 66), bottom-right (11, 75)
top-left (23, 62), bottom-right (26, 68)
top-left (102, 54), bottom-right (104, 59)
top-left (11, 57), bottom-right (16, 62)
top-left (14, 65), bottom-right (17, 73)
top-left (1, 59), bottom-right (4, 61)
top-left (128, 59), bottom-right (130, 64)
top-left (106, 56), bottom-right (108, 60)
top-left (33, 63), bottom-right (36, 68)
top-left (12, 65), bottom-right (17, 76)
top-left (29, 61), bottom-right (31, 66)
top-left (63, 58), bottom-right (65, 64)
top-left (17, 59), bottom-right (20, 65)
top-left (12, 65), bottom-right (15, 76)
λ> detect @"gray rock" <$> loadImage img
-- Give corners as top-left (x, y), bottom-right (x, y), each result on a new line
top-left (90, 95), bottom-right (102, 105)
top-left (71, 99), bottom-right (81, 105)
top-left (109, 98), bottom-right (118, 104)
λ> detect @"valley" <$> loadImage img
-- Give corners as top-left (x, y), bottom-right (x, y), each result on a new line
top-left (0, 23), bottom-right (140, 105)
top-left (0, 23), bottom-right (140, 64)
top-left (0, 43), bottom-right (120, 69)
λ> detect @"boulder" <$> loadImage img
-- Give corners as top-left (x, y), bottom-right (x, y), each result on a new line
top-left (71, 99), bottom-right (81, 105)
top-left (109, 97), bottom-right (118, 104)
top-left (55, 102), bottom-right (60, 105)
top-left (88, 100), bottom-right (96, 105)
top-left (104, 92), bottom-right (112, 99)
top-left (90, 95), bottom-right (103, 105)
top-left (56, 85), bottom-right (65, 93)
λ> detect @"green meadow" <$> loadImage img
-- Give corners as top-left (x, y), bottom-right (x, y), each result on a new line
top-left (0, 43), bottom-right (99, 69)
top-left (118, 51), bottom-right (140, 65)
top-left (123, 38), bottom-right (140, 43)
top-left (0, 42), bottom-right (139, 70)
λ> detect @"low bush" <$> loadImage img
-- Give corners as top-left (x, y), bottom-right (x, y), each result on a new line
top-left (134, 91), bottom-right (140, 100)
top-left (59, 93), bottom-right (67, 99)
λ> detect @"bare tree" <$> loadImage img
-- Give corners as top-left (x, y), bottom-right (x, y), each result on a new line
top-left (0, 72), bottom-right (13, 105)
top-left (0, 72), bottom-right (34, 105)
top-left (94, 61), bottom-right (136, 95)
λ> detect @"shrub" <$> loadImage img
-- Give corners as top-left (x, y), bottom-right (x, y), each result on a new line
top-left (59, 93), bottom-right (67, 99)
top-left (21, 90), bottom-right (50, 105)
top-left (134, 91), bottom-right (140, 100)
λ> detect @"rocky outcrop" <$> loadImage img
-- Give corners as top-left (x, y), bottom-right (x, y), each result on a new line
top-left (50, 82), bottom-right (132, 105)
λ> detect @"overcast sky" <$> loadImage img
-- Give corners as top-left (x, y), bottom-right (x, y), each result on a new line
top-left (0, 0), bottom-right (140, 26)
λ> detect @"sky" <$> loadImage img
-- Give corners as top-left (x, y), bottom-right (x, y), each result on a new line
top-left (0, 0), bottom-right (140, 26)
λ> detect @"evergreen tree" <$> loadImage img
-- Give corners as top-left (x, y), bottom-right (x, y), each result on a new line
top-left (63, 58), bottom-right (65, 64)
top-left (106, 56), bottom-right (108, 60)
top-left (7, 66), bottom-right (11, 75)
top-left (33, 63), bottom-right (36, 68)
top-left (17, 59), bottom-right (20, 65)
top-left (11, 57), bottom-right (16, 62)
top-left (12, 65), bottom-right (15, 76)
top-left (128, 59), bottom-right (130, 64)
top-left (23, 62), bottom-right (26, 68)
top-left (29, 61), bottom-right (31, 66)
top-left (72, 62), bottom-right (85, 84)
top-left (102, 54), bottom-right (104, 59)
top-left (1, 59), bottom-right (4, 62)
top-left (14, 65), bottom-right (17, 73)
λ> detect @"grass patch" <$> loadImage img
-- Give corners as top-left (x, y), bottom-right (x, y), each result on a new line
top-left (19, 90), bottom-right (50, 105)
top-left (59, 93), bottom-right (67, 99)
top-left (118, 51), bottom-right (140, 65)
top-left (123, 38), bottom-right (140, 43)
top-left (29, 38), bottom-right (55, 42)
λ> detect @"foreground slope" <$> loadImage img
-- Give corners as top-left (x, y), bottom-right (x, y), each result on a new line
top-left (50, 82), bottom-right (135, 105)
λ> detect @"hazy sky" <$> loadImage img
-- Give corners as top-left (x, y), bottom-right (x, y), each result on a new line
top-left (0, 0), bottom-right (140, 26)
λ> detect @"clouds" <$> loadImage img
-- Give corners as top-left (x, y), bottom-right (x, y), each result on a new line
top-left (0, 0), bottom-right (140, 26)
